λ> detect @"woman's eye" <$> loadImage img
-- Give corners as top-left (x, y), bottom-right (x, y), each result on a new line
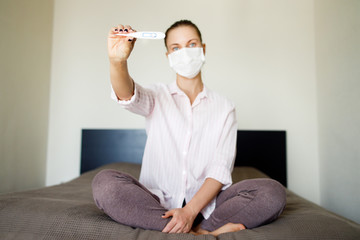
top-left (173, 47), bottom-right (179, 51)
top-left (189, 43), bottom-right (196, 47)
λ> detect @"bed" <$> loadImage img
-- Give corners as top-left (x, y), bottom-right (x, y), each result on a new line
top-left (0, 129), bottom-right (359, 240)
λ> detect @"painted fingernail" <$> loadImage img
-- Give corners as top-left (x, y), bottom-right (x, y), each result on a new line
top-left (114, 28), bottom-right (118, 31)
top-left (124, 29), bottom-right (128, 32)
top-left (119, 29), bottom-right (123, 32)
top-left (128, 39), bottom-right (132, 42)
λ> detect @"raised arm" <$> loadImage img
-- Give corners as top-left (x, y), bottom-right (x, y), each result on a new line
top-left (108, 24), bottom-right (137, 100)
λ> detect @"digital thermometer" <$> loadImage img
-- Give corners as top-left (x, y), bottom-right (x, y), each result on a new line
top-left (115, 31), bottom-right (165, 40)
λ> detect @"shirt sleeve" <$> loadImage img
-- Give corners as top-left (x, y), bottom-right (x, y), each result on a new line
top-left (205, 106), bottom-right (237, 190)
top-left (110, 82), bottom-right (155, 117)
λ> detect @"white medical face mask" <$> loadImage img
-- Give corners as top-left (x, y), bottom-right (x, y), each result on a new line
top-left (168, 47), bottom-right (205, 79)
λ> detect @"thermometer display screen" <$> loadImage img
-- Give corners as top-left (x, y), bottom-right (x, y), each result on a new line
top-left (142, 33), bottom-right (156, 38)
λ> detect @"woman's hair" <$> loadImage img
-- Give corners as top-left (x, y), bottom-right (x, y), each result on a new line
top-left (164, 20), bottom-right (202, 48)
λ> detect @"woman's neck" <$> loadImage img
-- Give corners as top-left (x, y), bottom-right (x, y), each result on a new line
top-left (176, 74), bottom-right (204, 104)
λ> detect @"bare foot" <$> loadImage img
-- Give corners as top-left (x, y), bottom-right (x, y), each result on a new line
top-left (190, 229), bottom-right (209, 236)
top-left (190, 223), bottom-right (245, 237)
top-left (210, 223), bottom-right (246, 237)
top-left (190, 224), bottom-right (209, 236)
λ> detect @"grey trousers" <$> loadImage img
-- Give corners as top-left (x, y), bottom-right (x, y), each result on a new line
top-left (92, 169), bottom-right (286, 232)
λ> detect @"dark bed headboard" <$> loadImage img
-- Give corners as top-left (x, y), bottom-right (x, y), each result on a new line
top-left (81, 129), bottom-right (287, 186)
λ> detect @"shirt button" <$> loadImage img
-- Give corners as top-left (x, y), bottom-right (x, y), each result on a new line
top-left (182, 170), bottom-right (187, 175)
top-left (183, 151), bottom-right (187, 155)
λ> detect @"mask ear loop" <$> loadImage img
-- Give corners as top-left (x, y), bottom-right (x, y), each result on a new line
top-left (200, 48), bottom-right (206, 62)
top-left (168, 53), bottom-right (175, 67)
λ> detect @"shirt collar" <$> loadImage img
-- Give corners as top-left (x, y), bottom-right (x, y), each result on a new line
top-left (169, 81), bottom-right (208, 100)
top-left (169, 81), bottom-right (182, 95)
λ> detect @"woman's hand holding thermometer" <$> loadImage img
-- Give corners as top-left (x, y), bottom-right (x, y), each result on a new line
top-left (108, 25), bottom-right (165, 63)
top-left (108, 25), bottom-right (138, 62)
top-left (108, 24), bottom-right (139, 100)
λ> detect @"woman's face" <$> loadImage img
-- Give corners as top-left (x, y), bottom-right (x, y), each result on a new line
top-left (166, 26), bottom-right (205, 55)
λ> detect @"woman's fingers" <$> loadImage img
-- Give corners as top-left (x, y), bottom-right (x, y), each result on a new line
top-left (162, 209), bottom-right (174, 219)
top-left (161, 208), bottom-right (193, 233)
top-left (175, 224), bottom-right (187, 233)
top-left (109, 24), bottom-right (136, 41)
top-left (107, 24), bottom-right (137, 61)
top-left (109, 27), bottom-right (118, 37)
top-left (172, 222), bottom-right (191, 234)
top-left (162, 219), bottom-right (176, 233)
top-left (128, 27), bottom-right (136, 41)
top-left (163, 219), bottom-right (189, 233)
top-left (117, 24), bottom-right (124, 31)
top-left (161, 210), bottom-right (174, 232)
top-left (167, 219), bottom-right (183, 233)
top-left (169, 224), bottom-right (181, 233)
top-left (179, 223), bottom-right (191, 233)
top-left (124, 25), bottom-right (136, 33)
top-left (109, 24), bottom-right (123, 35)
top-left (123, 25), bottom-right (136, 41)
top-left (109, 26), bottom-right (128, 41)
top-left (108, 24), bottom-right (127, 36)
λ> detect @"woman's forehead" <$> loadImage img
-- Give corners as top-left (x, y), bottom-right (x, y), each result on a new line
top-left (166, 26), bottom-right (201, 45)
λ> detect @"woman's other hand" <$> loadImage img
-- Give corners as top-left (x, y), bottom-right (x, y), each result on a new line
top-left (161, 206), bottom-right (197, 233)
top-left (108, 24), bottom-right (136, 62)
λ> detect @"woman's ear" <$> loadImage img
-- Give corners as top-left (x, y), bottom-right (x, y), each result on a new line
top-left (165, 45), bottom-right (170, 57)
top-left (202, 43), bottom-right (206, 55)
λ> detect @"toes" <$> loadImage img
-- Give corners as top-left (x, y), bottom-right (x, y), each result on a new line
top-left (237, 223), bottom-right (246, 230)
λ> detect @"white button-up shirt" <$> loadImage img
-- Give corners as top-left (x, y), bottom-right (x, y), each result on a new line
top-left (111, 81), bottom-right (237, 219)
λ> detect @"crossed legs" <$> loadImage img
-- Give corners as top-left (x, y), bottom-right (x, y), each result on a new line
top-left (92, 170), bottom-right (286, 235)
top-left (92, 169), bottom-right (170, 230)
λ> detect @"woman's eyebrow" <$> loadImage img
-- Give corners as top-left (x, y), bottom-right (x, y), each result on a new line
top-left (188, 38), bottom-right (199, 42)
top-left (168, 39), bottom-right (200, 48)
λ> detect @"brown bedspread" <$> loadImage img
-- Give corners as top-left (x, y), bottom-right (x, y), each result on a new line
top-left (1, 162), bottom-right (359, 240)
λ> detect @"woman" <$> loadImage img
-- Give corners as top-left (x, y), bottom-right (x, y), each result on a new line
top-left (92, 20), bottom-right (286, 236)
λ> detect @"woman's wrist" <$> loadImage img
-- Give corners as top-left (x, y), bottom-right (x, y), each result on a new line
top-left (183, 203), bottom-right (200, 218)
top-left (109, 58), bottom-right (127, 66)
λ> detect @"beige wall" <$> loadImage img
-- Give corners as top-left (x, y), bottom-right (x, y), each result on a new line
top-left (0, 0), bottom-right (53, 193)
top-left (46, 0), bottom-right (321, 204)
top-left (315, 0), bottom-right (360, 223)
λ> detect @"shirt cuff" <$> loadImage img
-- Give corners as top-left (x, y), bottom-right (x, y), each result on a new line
top-left (206, 165), bottom-right (232, 190)
top-left (110, 83), bottom-right (137, 105)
